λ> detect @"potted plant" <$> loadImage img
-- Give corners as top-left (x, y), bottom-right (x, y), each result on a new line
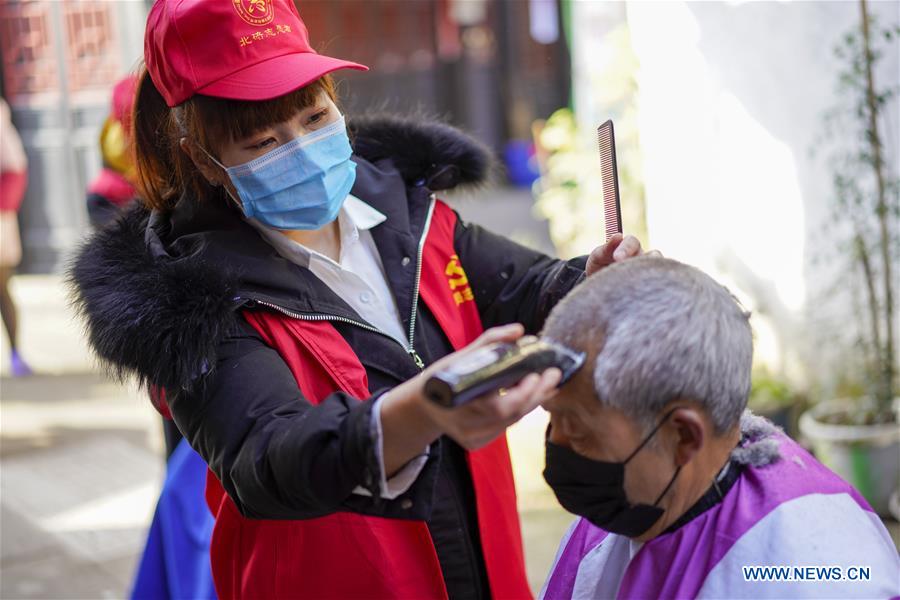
top-left (799, 0), bottom-right (899, 516)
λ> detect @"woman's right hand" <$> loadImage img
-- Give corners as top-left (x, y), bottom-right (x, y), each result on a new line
top-left (415, 323), bottom-right (561, 450)
top-left (380, 324), bottom-right (561, 475)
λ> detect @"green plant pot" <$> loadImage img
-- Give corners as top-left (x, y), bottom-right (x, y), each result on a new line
top-left (799, 399), bottom-right (900, 516)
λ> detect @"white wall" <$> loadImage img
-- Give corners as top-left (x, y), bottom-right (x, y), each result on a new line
top-left (625, 0), bottom-right (899, 387)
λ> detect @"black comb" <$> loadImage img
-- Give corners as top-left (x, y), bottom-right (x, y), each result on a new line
top-left (597, 120), bottom-right (623, 242)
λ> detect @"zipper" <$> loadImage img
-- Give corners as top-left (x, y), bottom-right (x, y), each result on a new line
top-left (242, 194), bottom-right (437, 371)
top-left (247, 297), bottom-right (417, 359)
top-left (406, 195), bottom-right (436, 369)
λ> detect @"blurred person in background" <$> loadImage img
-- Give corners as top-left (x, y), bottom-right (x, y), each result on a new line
top-left (85, 75), bottom-right (140, 228)
top-left (68, 0), bottom-right (650, 598)
top-left (540, 257), bottom-right (900, 599)
top-left (1, 96), bottom-right (31, 377)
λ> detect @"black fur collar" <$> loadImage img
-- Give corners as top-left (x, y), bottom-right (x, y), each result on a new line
top-left (349, 114), bottom-right (493, 190)
top-left (68, 116), bottom-right (492, 392)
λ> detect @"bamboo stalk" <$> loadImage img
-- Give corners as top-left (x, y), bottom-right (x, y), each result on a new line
top-left (859, 0), bottom-right (895, 404)
top-left (854, 233), bottom-right (883, 380)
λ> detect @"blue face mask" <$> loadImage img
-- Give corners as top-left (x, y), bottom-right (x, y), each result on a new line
top-left (201, 116), bottom-right (356, 230)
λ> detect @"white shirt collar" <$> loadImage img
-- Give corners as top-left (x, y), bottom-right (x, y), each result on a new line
top-left (342, 194), bottom-right (387, 231)
top-left (247, 194), bottom-right (386, 268)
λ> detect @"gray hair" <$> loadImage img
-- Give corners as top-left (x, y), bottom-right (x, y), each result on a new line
top-left (542, 256), bottom-right (753, 434)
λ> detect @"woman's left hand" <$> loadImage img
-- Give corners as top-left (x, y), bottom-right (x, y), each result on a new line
top-left (585, 233), bottom-right (661, 276)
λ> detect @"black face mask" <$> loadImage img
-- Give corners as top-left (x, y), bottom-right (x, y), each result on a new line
top-left (542, 410), bottom-right (681, 538)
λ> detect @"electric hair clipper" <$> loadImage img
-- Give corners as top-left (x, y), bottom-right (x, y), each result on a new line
top-left (424, 336), bottom-right (586, 408)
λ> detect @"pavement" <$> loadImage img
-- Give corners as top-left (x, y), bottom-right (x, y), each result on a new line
top-left (0, 186), bottom-right (573, 599)
top-left (0, 277), bottom-right (164, 599)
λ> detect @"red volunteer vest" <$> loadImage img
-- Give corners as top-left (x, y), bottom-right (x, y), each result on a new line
top-left (204, 201), bottom-right (532, 599)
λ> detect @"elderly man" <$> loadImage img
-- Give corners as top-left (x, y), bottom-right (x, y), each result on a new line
top-left (539, 257), bottom-right (899, 599)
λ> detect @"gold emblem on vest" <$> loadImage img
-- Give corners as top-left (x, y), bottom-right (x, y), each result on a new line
top-left (445, 255), bottom-right (474, 305)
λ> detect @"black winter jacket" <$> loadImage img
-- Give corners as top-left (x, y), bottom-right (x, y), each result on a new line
top-left (69, 116), bottom-right (586, 599)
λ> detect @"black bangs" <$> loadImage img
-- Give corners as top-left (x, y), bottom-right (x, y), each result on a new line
top-left (188, 75), bottom-right (336, 150)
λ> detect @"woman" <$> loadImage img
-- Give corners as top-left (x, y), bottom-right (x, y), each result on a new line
top-left (70, 1), bottom-right (646, 598)
top-left (1, 97), bottom-right (31, 377)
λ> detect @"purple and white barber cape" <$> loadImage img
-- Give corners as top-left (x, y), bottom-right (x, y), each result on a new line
top-left (542, 432), bottom-right (900, 599)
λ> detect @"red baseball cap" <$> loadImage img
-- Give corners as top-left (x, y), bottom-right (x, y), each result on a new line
top-left (145, 0), bottom-right (368, 107)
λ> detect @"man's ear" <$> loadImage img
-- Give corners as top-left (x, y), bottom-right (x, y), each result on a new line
top-left (179, 137), bottom-right (222, 186)
top-left (669, 406), bottom-right (706, 467)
